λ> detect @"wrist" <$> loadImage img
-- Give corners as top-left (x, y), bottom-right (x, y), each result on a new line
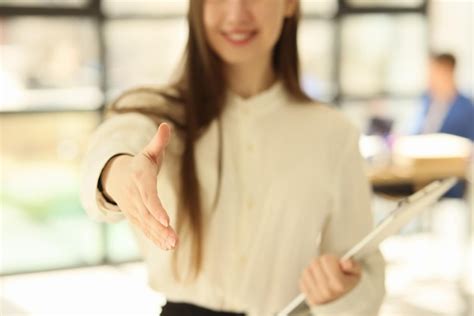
top-left (100, 154), bottom-right (133, 203)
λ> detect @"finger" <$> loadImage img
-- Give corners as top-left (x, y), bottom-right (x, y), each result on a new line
top-left (301, 269), bottom-right (321, 305)
top-left (137, 198), bottom-right (177, 249)
top-left (124, 208), bottom-right (168, 250)
top-left (125, 210), bottom-right (141, 228)
top-left (310, 259), bottom-right (332, 301)
top-left (299, 277), bottom-right (317, 306)
top-left (340, 259), bottom-right (362, 275)
top-left (144, 210), bottom-right (178, 249)
top-left (143, 122), bottom-right (172, 163)
top-left (320, 255), bottom-right (346, 294)
top-left (159, 122), bottom-right (172, 146)
top-left (134, 171), bottom-right (170, 228)
top-left (134, 200), bottom-right (175, 250)
top-left (130, 155), bottom-right (169, 228)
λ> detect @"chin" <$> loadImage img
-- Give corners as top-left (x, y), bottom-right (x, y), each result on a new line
top-left (220, 57), bottom-right (254, 66)
top-left (217, 51), bottom-right (265, 67)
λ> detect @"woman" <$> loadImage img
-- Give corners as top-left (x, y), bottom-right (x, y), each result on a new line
top-left (80, 0), bottom-right (385, 315)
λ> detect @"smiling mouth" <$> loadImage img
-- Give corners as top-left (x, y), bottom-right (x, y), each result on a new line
top-left (221, 31), bottom-right (258, 46)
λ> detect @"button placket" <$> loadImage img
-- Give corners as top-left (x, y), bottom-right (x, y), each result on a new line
top-left (247, 142), bottom-right (255, 152)
top-left (237, 106), bottom-right (257, 268)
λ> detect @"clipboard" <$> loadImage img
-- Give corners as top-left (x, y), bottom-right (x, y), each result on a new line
top-left (277, 177), bottom-right (458, 316)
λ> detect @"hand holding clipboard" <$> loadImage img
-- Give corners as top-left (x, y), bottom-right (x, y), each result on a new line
top-left (277, 177), bottom-right (458, 315)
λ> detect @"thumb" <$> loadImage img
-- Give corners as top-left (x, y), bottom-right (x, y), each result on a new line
top-left (340, 259), bottom-right (362, 275)
top-left (142, 122), bottom-right (172, 164)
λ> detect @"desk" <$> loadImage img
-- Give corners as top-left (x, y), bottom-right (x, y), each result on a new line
top-left (365, 134), bottom-right (472, 196)
top-left (370, 157), bottom-right (470, 185)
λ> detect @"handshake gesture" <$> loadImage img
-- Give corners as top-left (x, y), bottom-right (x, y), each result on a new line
top-left (101, 123), bottom-right (178, 251)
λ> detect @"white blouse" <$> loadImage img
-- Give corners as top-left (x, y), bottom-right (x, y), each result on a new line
top-left (80, 81), bottom-right (385, 316)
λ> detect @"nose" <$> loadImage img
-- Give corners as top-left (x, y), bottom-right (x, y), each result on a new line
top-left (225, 0), bottom-right (252, 25)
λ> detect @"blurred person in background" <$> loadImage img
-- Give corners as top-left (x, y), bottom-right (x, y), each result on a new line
top-left (415, 52), bottom-right (473, 140)
top-left (80, 0), bottom-right (385, 315)
top-left (414, 53), bottom-right (474, 198)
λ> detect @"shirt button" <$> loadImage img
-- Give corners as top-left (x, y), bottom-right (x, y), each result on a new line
top-left (247, 200), bottom-right (254, 210)
top-left (247, 143), bottom-right (255, 152)
top-left (239, 255), bottom-right (247, 265)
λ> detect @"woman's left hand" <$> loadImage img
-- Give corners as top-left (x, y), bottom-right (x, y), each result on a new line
top-left (299, 254), bottom-right (362, 306)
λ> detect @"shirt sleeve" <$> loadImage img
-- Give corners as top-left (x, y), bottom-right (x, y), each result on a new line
top-left (310, 126), bottom-right (386, 316)
top-left (79, 112), bottom-right (157, 223)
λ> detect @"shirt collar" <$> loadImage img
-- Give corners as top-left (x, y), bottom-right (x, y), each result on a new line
top-left (225, 80), bottom-right (287, 117)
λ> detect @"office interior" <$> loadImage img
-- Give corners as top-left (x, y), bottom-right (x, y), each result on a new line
top-left (0, 0), bottom-right (472, 315)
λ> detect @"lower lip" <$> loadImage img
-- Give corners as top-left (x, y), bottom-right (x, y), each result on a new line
top-left (222, 32), bottom-right (257, 46)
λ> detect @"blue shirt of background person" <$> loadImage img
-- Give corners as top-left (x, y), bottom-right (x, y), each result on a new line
top-left (414, 53), bottom-right (473, 198)
top-left (416, 93), bottom-right (474, 141)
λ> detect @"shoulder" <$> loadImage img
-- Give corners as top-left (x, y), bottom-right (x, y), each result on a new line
top-left (455, 93), bottom-right (474, 109)
top-left (106, 85), bottom-right (186, 129)
top-left (109, 85), bottom-right (178, 107)
top-left (288, 99), bottom-right (360, 141)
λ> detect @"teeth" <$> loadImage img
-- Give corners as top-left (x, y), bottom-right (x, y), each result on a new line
top-left (226, 33), bottom-right (252, 41)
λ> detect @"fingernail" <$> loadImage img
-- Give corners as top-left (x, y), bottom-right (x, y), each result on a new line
top-left (159, 216), bottom-right (169, 227)
top-left (168, 236), bottom-right (176, 248)
top-left (344, 261), bottom-right (354, 272)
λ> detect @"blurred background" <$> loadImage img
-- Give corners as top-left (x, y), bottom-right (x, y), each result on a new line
top-left (0, 0), bottom-right (472, 315)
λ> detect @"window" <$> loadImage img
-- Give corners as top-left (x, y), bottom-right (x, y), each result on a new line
top-left (0, 17), bottom-right (102, 111)
top-left (102, 0), bottom-right (188, 16)
top-left (105, 19), bottom-right (188, 98)
top-left (340, 14), bottom-right (427, 97)
top-left (346, 0), bottom-right (424, 8)
top-left (341, 98), bottom-right (420, 135)
top-left (301, 0), bottom-right (338, 17)
top-left (1, 113), bottom-right (103, 273)
top-left (430, 0), bottom-right (473, 97)
top-left (299, 20), bottom-right (335, 101)
top-left (0, 0), bottom-right (88, 7)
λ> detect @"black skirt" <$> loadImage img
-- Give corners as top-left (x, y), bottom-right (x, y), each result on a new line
top-left (161, 301), bottom-right (246, 316)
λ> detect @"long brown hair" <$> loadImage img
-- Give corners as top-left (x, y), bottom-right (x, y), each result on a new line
top-left (108, 0), bottom-right (311, 281)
